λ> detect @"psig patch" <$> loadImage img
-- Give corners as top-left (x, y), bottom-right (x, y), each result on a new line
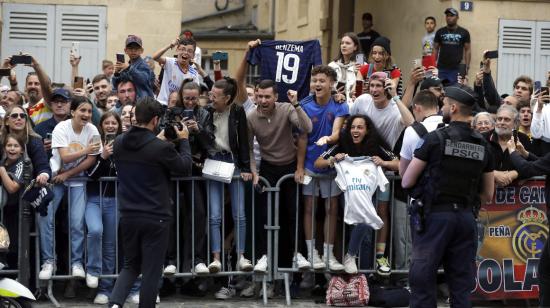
top-left (444, 140), bottom-right (485, 161)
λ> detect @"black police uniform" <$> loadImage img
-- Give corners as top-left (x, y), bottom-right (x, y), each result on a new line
top-left (408, 86), bottom-right (494, 308)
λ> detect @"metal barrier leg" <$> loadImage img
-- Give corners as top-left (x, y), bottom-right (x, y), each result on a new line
top-left (47, 280), bottom-right (60, 307)
top-left (284, 273), bottom-right (291, 306)
top-left (262, 275), bottom-right (267, 305)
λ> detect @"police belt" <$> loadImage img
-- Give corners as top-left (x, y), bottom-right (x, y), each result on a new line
top-left (430, 203), bottom-right (472, 212)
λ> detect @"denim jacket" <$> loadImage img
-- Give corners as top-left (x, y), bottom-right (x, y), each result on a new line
top-left (112, 57), bottom-right (155, 98)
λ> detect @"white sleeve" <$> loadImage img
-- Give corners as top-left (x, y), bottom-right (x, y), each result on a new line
top-left (399, 127), bottom-right (418, 161)
top-left (51, 122), bottom-right (68, 149)
top-left (530, 105), bottom-right (544, 139)
top-left (334, 162), bottom-right (347, 191)
top-left (376, 166), bottom-right (389, 192)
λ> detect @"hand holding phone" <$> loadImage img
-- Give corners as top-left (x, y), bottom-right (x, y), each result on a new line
top-left (10, 55), bottom-right (32, 65)
top-left (116, 53), bottom-right (125, 63)
top-left (73, 76), bottom-right (84, 89)
top-left (458, 63), bottom-right (467, 78)
top-left (484, 50), bottom-right (498, 59)
top-left (355, 53), bottom-right (365, 65)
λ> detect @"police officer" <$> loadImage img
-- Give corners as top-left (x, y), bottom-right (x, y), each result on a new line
top-left (402, 85), bottom-right (495, 308)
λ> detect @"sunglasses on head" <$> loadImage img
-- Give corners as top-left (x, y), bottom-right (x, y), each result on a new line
top-left (9, 113), bottom-right (27, 120)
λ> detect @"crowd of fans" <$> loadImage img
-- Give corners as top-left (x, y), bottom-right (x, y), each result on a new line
top-left (0, 8), bottom-right (548, 305)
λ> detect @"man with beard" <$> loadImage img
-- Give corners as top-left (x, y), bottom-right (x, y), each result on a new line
top-left (18, 55), bottom-right (54, 125)
top-left (153, 37), bottom-right (202, 105)
top-left (483, 105), bottom-right (534, 187)
top-left (92, 74), bottom-right (113, 113)
top-left (111, 76), bottom-right (137, 115)
top-left (402, 85), bottom-right (494, 308)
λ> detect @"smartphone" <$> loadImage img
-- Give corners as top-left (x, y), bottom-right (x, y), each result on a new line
top-left (91, 135), bottom-right (101, 146)
top-left (73, 76), bottom-right (84, 89)
top-left (45, 133), bottom-right (53, 141)
top-left (355, 80), bottom-right (364, 97)
top-left (0, 68), bottom-right (10, 77)
top-left (10, 55), bottom-right (32, 65)
top-left (70, 42), bottom-right (80, 59)
top-left (484, 50), bottom-right (498, 59)
top-left (413, 58), bottom-right (422, 69)
top-left (212, 51), bottom-right (228, 61)
top-left (302, 175), bottom-right (312, 185)
top-left (458, 63), bottom-right (467, 78)
top-left (355, 53), bottom-right (365, 65)
top-left (116, 53), bottom-right (125, 63)
top-left (104, 133), bottom-right (116, 145)
top-left (182, 109), bottom-right (194, 120)
top-left (512, 129), bottom-right (519, 144)
top-left (535, 81), bottom-right (542, 93)
top-left (542, 86), bottom-right (550, 103)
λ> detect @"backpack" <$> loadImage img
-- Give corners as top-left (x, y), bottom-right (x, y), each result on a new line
top-left (326, 274), bottom-right (369, 306)
top-left (411, 121), bottom-right (428, 138)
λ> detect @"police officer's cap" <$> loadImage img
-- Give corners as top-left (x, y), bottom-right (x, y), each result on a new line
top-left (444, 85), bottom-right (477, 106)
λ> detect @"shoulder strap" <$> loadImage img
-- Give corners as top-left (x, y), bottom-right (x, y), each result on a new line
top-left (411, 122), bottom-right (428, 138)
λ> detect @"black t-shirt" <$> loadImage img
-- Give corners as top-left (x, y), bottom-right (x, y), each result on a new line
top-left (434, 26), bottom-right (470, 69)
top-left (357, 30), bottom-right (380, 54)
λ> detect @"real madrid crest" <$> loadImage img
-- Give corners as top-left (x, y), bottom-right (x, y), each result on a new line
top-left (512, 206), bottom-right (548, 263)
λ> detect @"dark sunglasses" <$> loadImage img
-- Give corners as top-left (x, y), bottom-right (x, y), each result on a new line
top-left (9, 113), bottom-right (27, 120)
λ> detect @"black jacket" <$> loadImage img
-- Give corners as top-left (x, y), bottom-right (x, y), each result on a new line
top-left (207, 103), bottom-right (251, 172)
top-left (510, 151), bottom-right (550, 216)
top-left (113, 126), bottom-right (192, 220)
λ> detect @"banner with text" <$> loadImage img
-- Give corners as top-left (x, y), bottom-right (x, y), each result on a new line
top-left (472, 179), bottom-right (547, 299)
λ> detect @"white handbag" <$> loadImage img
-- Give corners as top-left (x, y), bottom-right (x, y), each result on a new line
top-left (202, 158), bottom-right (235, 183)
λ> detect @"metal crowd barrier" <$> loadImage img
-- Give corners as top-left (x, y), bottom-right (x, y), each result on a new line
top-left (39, 175), bottom-right (276, 307)
top-left (271, 172), bottom-right (408, 305)
top-left (9, 173), bottom-right (545, 306)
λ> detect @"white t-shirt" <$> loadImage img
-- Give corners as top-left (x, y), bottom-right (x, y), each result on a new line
top-left (157, 57), bottom-right (201, 105)
top-left (350, 94), bottom-right (405, 149)
top-left (335, 157), bottom-right (388, 229)
top-left (51, 119), bottom-right (101, 186)
top-left (400, 115), bottom-right (443, 161)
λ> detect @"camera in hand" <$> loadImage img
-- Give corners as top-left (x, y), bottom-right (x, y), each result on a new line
top-left (160, 107), bottom-right (185, 141)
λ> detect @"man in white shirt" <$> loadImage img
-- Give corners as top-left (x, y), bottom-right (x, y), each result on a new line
top-left (531, 89), bottom-right (550, 153)
top-left (351, 72), bottom-right (414, 149)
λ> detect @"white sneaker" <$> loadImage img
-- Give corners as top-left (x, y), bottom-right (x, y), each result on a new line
top-left (93, 293), bottom-right (109, 304)
top-left (344, 253), bottom-right (358, 274)
top-left (39, 263), bottom-right (54, 280)
top-left (157, 295), bottom-right (160, 303)
top-left (208, 259), bottom-right (221, 273)
top-left (163, 264), bottom-right (177, 275)
top-left (295, 252), bottom-right (311, 270)
top-left (215, 286), bottom-right (236, 300)
top-left (240, 282), bottom-right (257, 297)
top-left (253, 255), bottom-right (268, 273)
top-left (325, 254), bottom-right (345, 272)
top-left (72, 264), bottom-right (86, 278)
top-left (86, 273), bottom-right (98, 288)
top-left (311, 250), bottom-right (325, 270)
top-left (238, 256), bottom-right (253, 272)
top-left (194, 263), bottom-right (209, 275)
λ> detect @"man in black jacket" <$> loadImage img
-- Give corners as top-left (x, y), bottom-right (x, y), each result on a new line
top-left (109, 97), bottom-right (192, 308)
top-left (507, 139), bottom-right (550, 307)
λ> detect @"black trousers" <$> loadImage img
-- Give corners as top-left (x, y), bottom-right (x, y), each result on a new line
top-left (109, 216), bottom-right (170, 308)
top-left (256, 160), bottom-right (297, 267)
top-left (409, 210), bottom-right (476, 308)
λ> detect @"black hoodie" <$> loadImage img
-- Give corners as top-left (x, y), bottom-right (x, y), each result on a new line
top-left (113, 126), bottom-right (192, 220)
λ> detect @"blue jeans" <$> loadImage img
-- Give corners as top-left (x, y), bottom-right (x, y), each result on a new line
top-left (38, 183), bottom-right (87, 266)
top-left (348, 223), bottom-right (373, 257)
top-left (208, 153), bottom-right (246, 254)
top-left (438, 67), bottom-right (459, 85)
top-left (85, 195), bottom-right (117, 295)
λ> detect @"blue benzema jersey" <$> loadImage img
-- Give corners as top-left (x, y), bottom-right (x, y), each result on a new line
top-left (247, 40), bottom-right (322, 102)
